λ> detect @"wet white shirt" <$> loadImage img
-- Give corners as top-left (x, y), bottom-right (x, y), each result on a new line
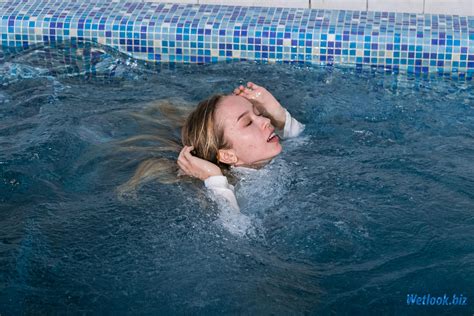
top-left (203, 108), bottom-right (305, 213)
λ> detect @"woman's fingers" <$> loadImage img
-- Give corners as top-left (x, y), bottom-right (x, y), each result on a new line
top-left (178, 146), bottom-right (194, 171)
top-left (178, 146), bottom-right (187, 162)
top-left (177, 159), bottom-right (188, 175)
top-left (182, 145), bottom-right (195, 161)
top-left (177, 155), bottom-right (188, 172)
top-left (177, 148), bottom-right (195, 177)
top-left (177, 162), bottom-right (186, 174)
top-left (179, 145), bottom-right (192, 155)
top-left (179, 145), bottom-right (201, 172)
top-left (247, 81), bottom-right (260, 89)
top-left (234, 82), bottom-right (261, 96)
top-left (233, 85), bottom-right (246, 95)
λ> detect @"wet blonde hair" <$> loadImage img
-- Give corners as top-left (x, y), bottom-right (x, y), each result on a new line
top-left (181, 94), bottom-right (233, 169)
top-left (115, 94), bottom-right (233, 199)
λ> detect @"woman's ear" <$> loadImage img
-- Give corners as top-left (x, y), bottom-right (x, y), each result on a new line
top-left (217, 149), bottom-right (238, 165)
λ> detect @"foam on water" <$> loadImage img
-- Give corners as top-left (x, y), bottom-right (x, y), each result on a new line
top-left (233, 157), bottom-right (293, 214)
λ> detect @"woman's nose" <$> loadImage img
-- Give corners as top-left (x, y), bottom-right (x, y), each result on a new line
top-left (259, 115), bottom-right (271, 129)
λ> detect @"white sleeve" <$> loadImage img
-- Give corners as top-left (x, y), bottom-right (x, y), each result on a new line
top-left (204, 175), bottom-right (254, 237)
top-left (282, 108), bottom-right (305, 138)
top-left (204, 175), bottom-right (240, 212)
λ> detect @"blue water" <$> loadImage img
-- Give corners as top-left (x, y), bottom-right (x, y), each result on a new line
top-left (1, 43), bottom-right (473, 314)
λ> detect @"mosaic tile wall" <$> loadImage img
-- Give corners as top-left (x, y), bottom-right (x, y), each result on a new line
top-left (1, 0), bottom-right (473, 79)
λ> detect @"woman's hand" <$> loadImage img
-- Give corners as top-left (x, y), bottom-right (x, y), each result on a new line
top-left (233, 82), bottom-right (286, 130)
top-left (177, 145), bottom-right (223, 181)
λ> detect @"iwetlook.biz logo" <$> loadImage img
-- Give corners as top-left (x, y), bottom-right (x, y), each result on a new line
top-left (406, 293), bottom-right (468, 306)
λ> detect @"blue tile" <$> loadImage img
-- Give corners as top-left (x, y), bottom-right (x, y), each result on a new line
top-left (0, 1), bottom-right (472, 78)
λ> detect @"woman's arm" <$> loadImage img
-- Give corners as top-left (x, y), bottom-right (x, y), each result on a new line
top-left (233, 82), bottom-right (305, 138)
top-left (178, 146), bottom-right (241, 212)
top-left (204, 175), bottom-right (240, 212)
top-left (205, 175), bottom-right (251, 237)
top-left (282, 108), bottom-right (306, 138)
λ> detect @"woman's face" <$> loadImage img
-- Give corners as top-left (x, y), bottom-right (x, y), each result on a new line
top-left (215, 95), bottom-right (282, 167)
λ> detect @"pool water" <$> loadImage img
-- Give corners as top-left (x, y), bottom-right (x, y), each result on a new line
top-left (1, 43), bottom-right (473, 314)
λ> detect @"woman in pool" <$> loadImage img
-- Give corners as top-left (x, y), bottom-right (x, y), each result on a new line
top-left (177, 82), bottom-right (305, 212)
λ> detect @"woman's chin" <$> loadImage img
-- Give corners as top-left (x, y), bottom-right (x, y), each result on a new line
top-left (273, 142), bottom-right (283, 154)
top-left (266, 144), bottom-right (283, 161)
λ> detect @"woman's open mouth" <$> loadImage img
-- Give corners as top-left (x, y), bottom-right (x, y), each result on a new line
top-left (267, 132), bottom-right (279, 143)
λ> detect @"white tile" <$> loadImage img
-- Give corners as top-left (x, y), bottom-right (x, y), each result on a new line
top-left (368, 0), bottom-right (424, 13)
top-left (199, 0), bottom-right (309, 8)
top-left (425, 0), bottom-right (474, 16)
top-left (311, 0), bottom-right (367, 11)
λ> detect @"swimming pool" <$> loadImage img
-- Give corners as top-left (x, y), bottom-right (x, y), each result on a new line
top-left (1, 0), bottom-right (474, 314)
top-left (1, 42), bottom-right (473, 314)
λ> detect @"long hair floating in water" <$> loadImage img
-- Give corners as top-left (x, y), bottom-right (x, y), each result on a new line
top-left (115, 99), bottom-right (193, 199)
top-left (115, 95), bottom-right (236, 200)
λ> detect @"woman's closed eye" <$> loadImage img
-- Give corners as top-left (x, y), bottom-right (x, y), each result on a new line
top-left (245, 111), bottom-right (263, 127)
top-left (247, 113), bottom-right (263, 126)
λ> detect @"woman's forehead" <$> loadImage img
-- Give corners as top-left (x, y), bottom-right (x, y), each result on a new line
top-left (219, 96), bottom-right (253, 116)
